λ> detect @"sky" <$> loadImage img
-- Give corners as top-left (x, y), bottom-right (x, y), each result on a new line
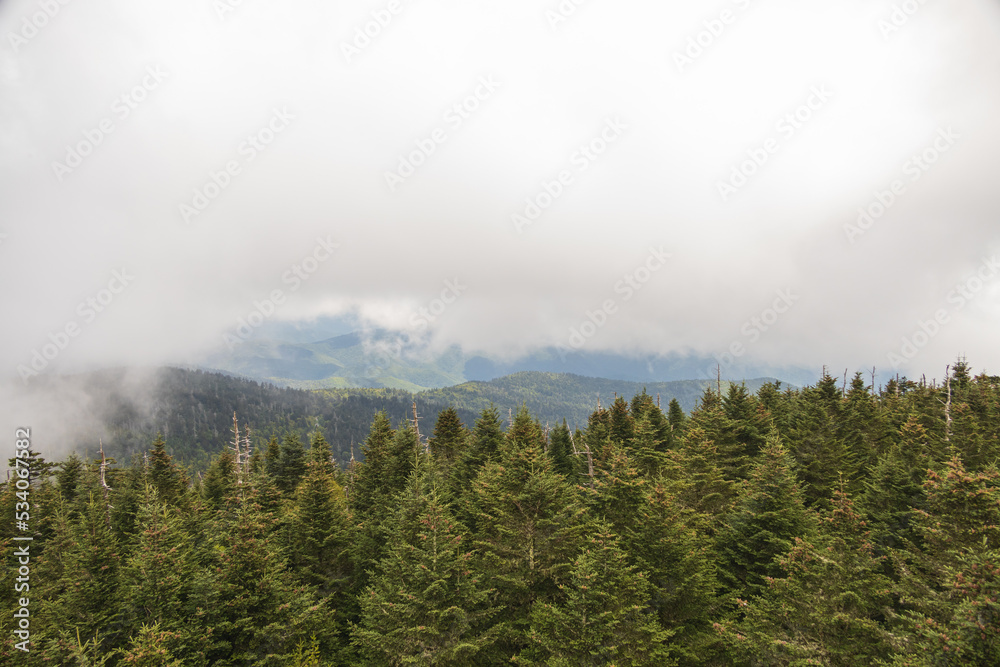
top-left (2, 0), bottom-right (1000, 399)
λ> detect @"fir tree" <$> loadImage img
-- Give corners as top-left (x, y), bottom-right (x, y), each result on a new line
top-left (667, 397), bottom-right (687, 435)
top-left (353, 454), bottom-right (498, 665)
top-left (118, 487), bottom-right (215, 665)
top-left (470, 407), bottom-right (588, 660)
top-left (547, 419), bottom-right (577, 479)
top-left (733, 488), bottom-right (893, 665)
top-left (307, 429), bottom-right (336, 476)
top-left (522, 525), bottom-right (674, 666)
top-left (428, 406), bottom-right (470, 469)
top-left (716, 436), bottom-right (817, 601)
top-left (625, 481), bottom-right (721, 665)
top-left (147, 434), bottom-right (187, 507)
top-left (277, 433), bottom-right (308, 495)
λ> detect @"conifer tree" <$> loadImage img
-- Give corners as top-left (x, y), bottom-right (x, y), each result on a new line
top-left (674, 426), bottom-right (737, 526)
top-left (716, 437), bottom-right (817, 601)
top-left (627, 413), bottom-right (671, 479)
top-left (630, 389), bottom-right (673, 449)
top-left (522, 525), bottom-right (674, 666)
top-left (263, 436), bottom-right (281, 479)
top-left (428, 406), bottom-right (470, 468)
top-left (890, 457), bottom-right (1000, 664)
top-left (667, 397), bottom-right (687, 435)
top-left (284, 455), bottom-right (355, 597)
top-left (146, 434), bottom-right (187, 507)
top-left (686, 388), bottom-right (746, 482)
top-left (277, 433), bottom-right (308, 495)
top-left (307, 429), bottom-right (336, 476)
top-left (625, 481), bottom-right (721, 665)
top-left (118, 487), bottom-right (215, 665)
top-left (547, 419), bottom-right (577, 479)
top-left (608, 395), bottom-right (636, 446)
top-left (470, 407), bottom-right (588, 660)
top-left (32, 493), bottom-right (123, 661)
top-left (353, 454), bottom-right (498, 665)
top-left (349, 411), bottom-right (396, 518)
top-left (451, 405), bottom-right (507, 532)
top-left (203, 448), bottom-right (237, 509)
top-left (733, 488), bottom-right (893, 665)
top-left (787, 382), bottom-right (853, 509)
top-left (207, 487), bottom-right (332, 666)
top-left (56, 452), bottom-right (84, 504)
top-left (116, 623), bottom-right (186, 666)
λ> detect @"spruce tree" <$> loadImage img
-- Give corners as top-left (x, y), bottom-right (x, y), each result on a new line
top-left (56, 452), bottom-right (84, 504)
top-left (890, 457), bottom-right (1000, 664)
top-left (470, 407), bottom-right (588, 660)
top-left (353, 454), bottom-right (498, 665)
top-left (202, 449), bottom-right (237, 509)
top-left (667, 397), bottom-right (687, 435)
top-left (307, 429), bottom-right (336, 476)
top-left (716, 436), bottom-right (817, 601)
top-left (608, 395), bottom-right (636, 446)
top-left (625, 481), bottom-right (721, 665)
top-left (522, 525), bottom-right (674, 666)
top-left (146, 434), bottom-right (187, 507)
top-left (734, 488), bottom-right (893, 665)
top-left (675, 426), bottom-right (736, 522)
top-left (547, 419), bottom-right (577, 479)
top-left (118, 488), bottom-right (215, 665)
top-left (277, 433), bottom-right (308, 495)
top-left (428, 406), bottom-right (470, 469)
top-left (207, 487), bottom-right (332, 666)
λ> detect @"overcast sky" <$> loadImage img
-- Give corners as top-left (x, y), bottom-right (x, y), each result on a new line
top-left (2, 0), bottom-right (1000, 389)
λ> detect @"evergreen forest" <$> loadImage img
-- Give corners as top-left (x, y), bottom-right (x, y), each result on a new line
top-left (3, 359), bottom-right (1000, 665)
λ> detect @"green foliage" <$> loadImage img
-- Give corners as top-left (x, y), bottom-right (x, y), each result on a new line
top-left (521, 526), bottom-right (675, 666)
top-left (428, 406), bottom-right (469, 468)
top-left (353, 455), bottom-right (498, 665)
top-left (716, 436), bottom-right (817, 601)
top-left (7, 362), bottom-right (1000, 665)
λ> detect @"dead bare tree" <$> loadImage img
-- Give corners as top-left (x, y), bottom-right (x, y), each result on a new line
top-left (98, 439), bottom-right (113, 525)
top-left (939, 364), bottom-right (952, 443)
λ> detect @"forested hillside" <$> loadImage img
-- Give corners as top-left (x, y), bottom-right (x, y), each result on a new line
top-left (4, 359), bottom-right (1000, 664)
top-left (21, 367), bottom-right (476, 471)
top-left (416, 371), bottom-right (781, 428)
top-left (21, 367), bottom-right (773, 472)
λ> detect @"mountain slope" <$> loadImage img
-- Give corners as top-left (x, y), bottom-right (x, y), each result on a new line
top-left (202, 329), bottom-right (817, 391)
top-left (416, 371), bottom-right (785, 428)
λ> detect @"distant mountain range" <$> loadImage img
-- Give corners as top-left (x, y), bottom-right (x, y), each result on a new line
top-left (21, 366), bottom-right (792, 471)
top-left (201, 323), bottom-right (818, 391)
